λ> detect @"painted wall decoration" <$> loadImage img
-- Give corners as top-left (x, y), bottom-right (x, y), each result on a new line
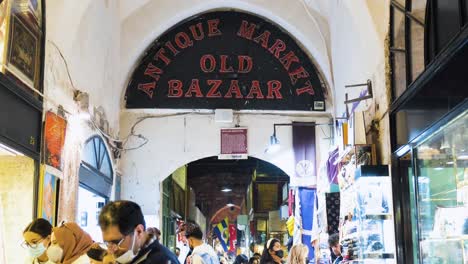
top-left (126, 11), bottom-right (326, 111)
top-left (44, 111), bottom-right (67, 170)
top-left (7, 14), bottom-right (38, 87)
top-left (38, 167), bottom-right (58, 225)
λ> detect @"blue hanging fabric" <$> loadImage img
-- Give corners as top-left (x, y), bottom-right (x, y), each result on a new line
top-left (299, 187), bottom-right (318, 262)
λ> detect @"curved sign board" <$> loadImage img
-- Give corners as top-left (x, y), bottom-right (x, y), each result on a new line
top-left (125, 11), bottom-right (326, 111)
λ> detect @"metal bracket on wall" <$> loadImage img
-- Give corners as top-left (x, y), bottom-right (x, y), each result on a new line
top-left (336, 79), bottom-right (373, 121)
top-left (344, 79), bottom-right (373, 104)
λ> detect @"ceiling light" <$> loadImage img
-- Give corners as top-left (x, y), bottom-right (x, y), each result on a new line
top-left (434, 167), bottom-right (444, 171)
top-left (446, 161), bottom-right (454, 165)
top-left (226, 203), bottom-right (235, 207)
top-left (221, 187), bottom-right (232, 193)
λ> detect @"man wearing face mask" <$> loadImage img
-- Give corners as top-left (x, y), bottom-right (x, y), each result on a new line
top-left (98, 200), bottom-right (180, 264)
top-left (183, 223), bottom-right (219, 264)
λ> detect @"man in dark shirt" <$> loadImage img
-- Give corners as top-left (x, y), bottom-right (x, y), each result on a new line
top-left (328, 233), bottom-right (343, 264)
top-left (99, 200), bottom-right (180, 264)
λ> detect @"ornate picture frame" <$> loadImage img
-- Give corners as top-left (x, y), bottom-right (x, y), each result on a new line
top-left (6, 14), bottom-right (38, 88)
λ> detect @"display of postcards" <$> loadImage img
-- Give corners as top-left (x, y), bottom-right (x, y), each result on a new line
top-left (431, 206), bottom-right (468, 238)
top-left (356, 181), bottom-right (390, 216)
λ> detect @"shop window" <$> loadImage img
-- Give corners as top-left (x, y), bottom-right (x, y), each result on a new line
top-left (398, 151), bottom-right (420, 263)
top-left (82, 136), bottom-right (113, 182)
top-left (412, 108), bottom-right (468, 263)
top-left (0, 142), bottom-right (36, 264)
top-left (465, 1), bottom-right (468, 26)
top-left (410, 20), bottom-right (425, 81)
top-left (391, 6), bottom-right (407, 98)
top-left (411, 0), bottom-right (427, 22)
top-left (434, 1), bottom-right (461, 52)
top-left (395, 0), bottom-right (405, 7)
top-left (77, 136), bottom-right (113, 241)
top-left (76, 186), bottom-right (106, 242)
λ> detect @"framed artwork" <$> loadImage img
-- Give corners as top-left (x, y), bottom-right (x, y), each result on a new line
top-left (6, 14), bottom-right (39, 88)
top-left (37, 167), bottom-right (58, 226)
top-left (44, 111), bottom-right (67, 170)
top-left (354, 144), bottom-right (376, 167)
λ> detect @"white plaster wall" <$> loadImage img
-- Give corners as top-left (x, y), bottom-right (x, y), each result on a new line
top-left (328, 0), bottom-right (392, 163)
top-left (120, 0), bottom-right (334, 108)
top-left (119, 110), bottom-right (332, 217)
top-left (44, 0), bottom-right (120, 221)
top-left (330, 0), bottom-right (390, 118)
top-left (45, 0), bottom-right (121, 129)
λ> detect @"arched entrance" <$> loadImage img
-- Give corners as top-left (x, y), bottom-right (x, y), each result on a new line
top-left (119, 9), bottom-right (333, 263)
top-left (160, 156), bottom-right (290, 262)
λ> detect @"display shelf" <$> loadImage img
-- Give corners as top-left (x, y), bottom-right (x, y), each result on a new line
top-left (423, 235), bottom-right (468, 241)
top-left (363, 214), bottom-right (393, 220)
top-left (350, 165), bottom-right (396, 263)
top-left (362, 253), bottom-right (395, 259)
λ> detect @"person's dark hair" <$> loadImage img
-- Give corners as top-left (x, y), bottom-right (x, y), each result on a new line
top-left (248, 257), bottom-right (258, 264)
top-left (184, 222), bottom-right (203, 240)
top-left (260, 238), bottom-right (280, 263)
top-left (176, 247), bottom-right (180, 251)
top-left (234, 254), bottom-right (248, 264)
top-left (23, 218), bottom-right (52, 238)
top-left (328, 233), bottom-right (340, 247)
top-left (98, 200), bottom-right (146, 235)
top-left (253, 253), bottom-right (261, 258)
top-left (87, 244), bottom-right (106, 261)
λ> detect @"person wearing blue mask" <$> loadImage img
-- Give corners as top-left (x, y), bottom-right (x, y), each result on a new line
top-left (22, 218), bottom-right (53, 264)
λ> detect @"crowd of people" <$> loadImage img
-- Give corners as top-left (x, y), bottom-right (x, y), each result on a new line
top-left (21, 200), bottom-right (336, 264)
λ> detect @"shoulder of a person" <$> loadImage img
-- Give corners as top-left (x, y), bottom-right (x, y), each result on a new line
top-left (144, 249), bottom-right (180, 264)
top-left (191, 254), bottom-right (203, 264)
top-left (71, 254), bottom-right (91, 264)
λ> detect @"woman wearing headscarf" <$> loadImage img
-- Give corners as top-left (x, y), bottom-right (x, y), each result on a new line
top-left (287, 244), bottom-right (308, 264)
top-left (260, 238), bottom-right (283, 264)
top-left (47, 222), bottom-right (93, 264)
top-left (23, 218), bottom-right (53, 264)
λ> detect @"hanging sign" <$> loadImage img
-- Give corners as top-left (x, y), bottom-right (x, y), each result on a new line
top-left (125, 11), bottom-right (326, 111)
top-left (219, 128), bottom-right (247, 160)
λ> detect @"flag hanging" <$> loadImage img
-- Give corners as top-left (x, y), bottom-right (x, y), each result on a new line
top-left (229, 224), bottom-right (237, 252)
top-left (213, 217), bottom-right (229, 252)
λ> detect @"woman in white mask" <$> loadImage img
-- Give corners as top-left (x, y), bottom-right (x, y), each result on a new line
top-left (47, 222), bottom-right (93, 264)
top-left (23, 218), bottom-right (53, 264)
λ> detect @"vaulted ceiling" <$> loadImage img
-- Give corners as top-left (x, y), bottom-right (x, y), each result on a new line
top-left (187, 156), bottom-right (289, 222)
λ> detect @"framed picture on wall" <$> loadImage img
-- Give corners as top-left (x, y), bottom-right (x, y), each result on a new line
top-left (37, 166), bottom-right (59, 226)
top-left (44, 111), bottom-right (67, 171)
top-left (6, 14), bottom-right (39, 88)
top-left (354, 144), bottom-right (376, 167)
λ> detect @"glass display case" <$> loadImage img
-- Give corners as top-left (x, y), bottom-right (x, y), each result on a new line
top-left (410, 106), bottom-right (468, 264)
top-left (347, 165), bottom-right (396, 263)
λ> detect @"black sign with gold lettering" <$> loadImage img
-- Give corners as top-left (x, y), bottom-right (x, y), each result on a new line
top-left (125, 11), bottom-right (326, 111)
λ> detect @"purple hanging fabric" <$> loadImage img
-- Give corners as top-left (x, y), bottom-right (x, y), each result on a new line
top-left (327, 147), bottom-right (339, 184)
top-left (292, 122), bottom-right (317, 179)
